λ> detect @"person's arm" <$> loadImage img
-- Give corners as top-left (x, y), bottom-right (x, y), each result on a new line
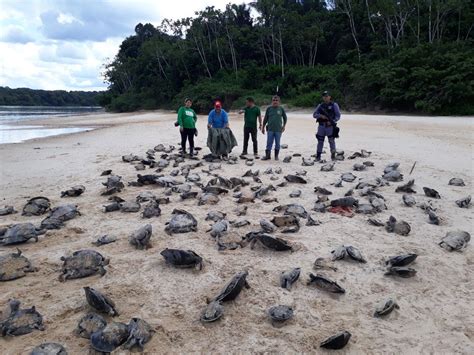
top-left (257, 107), bottom-right (262, 129)
top-left (312, 104), bottom-right (321, 119)
top-left (238, 107), bottom-right (245, 114)
top-left (177, 107), bottom-right (184, 130)
top-left (281, 108), bottom-right (287, 132)
top-left (262, 108), bottom-right (269, 134)
top-left (333, 103), bottom-right (341, 122)
top-left (193, 110), bottom-right (197, 122)
top-left (223, 110), bottom-right (229, 128)
top-left (207, 111), bottom-right (213, 128)
top-left (313, 104), bottom-right (328, 122)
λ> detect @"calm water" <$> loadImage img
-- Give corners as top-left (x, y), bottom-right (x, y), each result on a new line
top-left (0, 106), bottom-right (102, 144)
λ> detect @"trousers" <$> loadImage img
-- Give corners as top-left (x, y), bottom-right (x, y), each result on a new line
top-left (243, 127), bottom-right (258, 153)
top-left (316, 124), bottom-right (335, 153)
top-left (181, 128), bottom-right (196, 152)
top-left (266, 130), bottom-right (282, 151)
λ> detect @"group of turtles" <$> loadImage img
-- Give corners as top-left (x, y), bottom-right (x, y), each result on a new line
top-left (0, 141), bottom-right (471, 353)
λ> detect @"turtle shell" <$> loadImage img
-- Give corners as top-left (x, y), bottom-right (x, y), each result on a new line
top-left (30, 342), bottom-right (67, 355)
top-left (90, 321), bottom-right (129, 352)
top-left (320, 331), bottom-right (351, 349)
top-left (76, 312), bottom-right (107, 339)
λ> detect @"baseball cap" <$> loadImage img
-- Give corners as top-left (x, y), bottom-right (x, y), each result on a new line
top-left (214, 101), bottom-right (222, 108)
top-left (322, 91), bottom-right (330, 97)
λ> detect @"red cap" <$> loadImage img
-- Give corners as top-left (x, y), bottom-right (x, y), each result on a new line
top-left (214, 101), bottom-right (222, 108)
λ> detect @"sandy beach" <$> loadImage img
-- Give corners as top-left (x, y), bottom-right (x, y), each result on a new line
top-left (0, 110), bottom-right (473, 354)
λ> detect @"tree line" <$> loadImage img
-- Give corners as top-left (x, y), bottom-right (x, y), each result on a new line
top-left (0, 87), bottom-right (101, 106)
top-left (101, 0), bottom-right (474, 115)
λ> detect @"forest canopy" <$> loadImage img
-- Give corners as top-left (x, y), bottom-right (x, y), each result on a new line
top-left (0, 87), bottom-right (101, 106)
top-left (102, 0), bottom-right (474, 115)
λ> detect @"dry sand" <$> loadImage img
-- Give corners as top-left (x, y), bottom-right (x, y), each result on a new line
top-left (0, 110), bottom-right (473, 354)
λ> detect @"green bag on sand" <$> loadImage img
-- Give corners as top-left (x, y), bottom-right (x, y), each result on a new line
top-left (207, 128), bottom-right (238, 156)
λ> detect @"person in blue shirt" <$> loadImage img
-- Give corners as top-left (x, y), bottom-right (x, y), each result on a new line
top-left (207, 101), bottom-right (229, 129)
top-left (313, 91), bottom-right (341, 161)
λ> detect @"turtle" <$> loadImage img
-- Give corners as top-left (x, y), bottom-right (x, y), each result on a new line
top-left (395, 179), bottom-right (416, 193)
top-left (160, 248), bottom-right (203, 270)
top-left (367, 218), bottom-right (385, 227)
top-left (385, 253), bottom-right (417, 267)
top-left (330, 197), bottom-right (358, 208)
top-left (101, 169), bottom-right (112, 176)
top-left (59, 250), bottom-right (109, 281)
top-left (234, 206), bottom-right (247, 216)
top-left (103, 202), bottom-right (120, 212)
top-left (418, 201), bottom-right (436, 212)
top-left (22, 197), bottom-right (51, 216)
top-left (0, 206), bottom-right (16, 216)
top-left (356, 204), bottom-right (375, 214)
top-left (385, 266), bottom-right (417, 278)
top-left (230, 219), bottom-right (250, 228)
top-left (363, 161), bottom-right (375, 167)
top-left (284, 175), bottom-right (307, 184)
top-left (202, 186), bottom-right (228, 195)
top-left (374, 298), bottom-right (400, 317)
top-left (423, 187), bottom-right (441, 199)
top-left (384, 162), bottom-right (400, 172)
top-left (353, 163), bottom-right (366, 171)
top-left (276, 181), bottom-right (288, 188)
top-left (283, 156), bottom-right (292, 163)
top-left (165, 209), bottom-right (198, 234)
top-left (385, 216), bottom-right (411, 236)
top-left (84, 287), bottom-right (118, 316)
top-left (208, 220), bottom-right (229, 238)
top-left (273, 204), bottom-right (308, 218)
top-left (142, 200), bottom-right (161, 218)
top-left (129, 224), bottom-right (152, 250)
top-left (370, 197), bottom-right (387, 212)
top-left (245, 159), bottom-right (254, 166)
top-left (280, 267), bottom-right (301, 290)
top-left (60, 185), bottom-right (85, 197)
top-left (0, 300), bottom-right (44, 336)
top-left (205, 211), bottom-right (226, 222)
top-left (122, 318), bottom-right (155, 351)
top-left (90, 321), bottom-right (130, 353)
top-left (302, 158), bottom-right (315, 166)
top-left (212, 271), bottom-right (250, 303)
top-left (134, 163), bottom-right (145, 171)
top-left (345, 246), bottom-right (367, 263)
top-left (448, 178), bottom-right (465, 186)
top-left (274, 167), bottom-right (282, 174)
top-left (229, 177), bottom-right (248, 188)
top-left (30, 342), bottom-right (67, 355)
top-left (120, 202), bottom-right (141, 213)
top-left (320, 331), bottom-right (351, 350)
top-left (456, 195), bottom-right (471, 208)
top-left (402, 194), bottom-right (416, 207)
top-left (75, 313), bottom-right (107, 339)
top-left (281, 144), bottom-right (288, 149)
top-left (306, 215), bottom-right (321, 226)
top-left (242, 169), bottom-right (259, 177)
top-left (101, 175), bottom-right (125, 195)
top-left (313, 202), bottom-right (328, 212)
top-left (0, 223), bottom-right (43, 245)
top-left (427, 209), bottom-right (440, 225)
top-left (307, 273), bottom-right (345, 293)
top-left (271, 215), bottom-right (299, 228)
top-left (237, 196), bottom-right (255, 204)
top-left (289, 190), bottom-right (302, 198)
top-left (321, 162), bottom-right (335, 172)
top-left (263, 197), bottom-right (278, 203)
top-left (254, 185), bottom-right (276, 198)
top-left (0, 249), bottom-right (37, 281)
top-left (348, 151), bottom-right (362, 159)
top-left (198, 193), bottom-right (220, 206)
top-left (260, 219), bottom-right (277, 233)
top-left (180, 191), bottom-right (198, 200)
top-left (268, 305), bottom-right (293, 324)
top-left (313, 257), bottom-right (337, 272)
top-left (341, 172), bottom-right (357, 182)
top-left (156, 176), bottom-right (179, 187)
top-left (244, 232), bottom-right (292, 251)
top-left (135, 191), bottom-right (157, 203)
top-left (200, 301), bottom-right (224, 323)
top-left (41, 204), bottom-right (80, 229)
top-left (382, 170), bottom-right (403, 182)
top-left (122, 154), bottom-right (140, 162)
top-left (314, 187), bottom-right (332, 195)
top-left (439, 231), bottom-right (470, 251)
top-left (331, 246), bottom-right (347, 261)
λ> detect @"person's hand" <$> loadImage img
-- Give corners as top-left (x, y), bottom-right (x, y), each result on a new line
top-left (179, 127), bottom-right (183, 132)
top-left (320, 115), bottom-right (329, 121)
top-left (261, 127), bottom-right (265, 134)
top-left (238, 110), bottom-right (244, 114)
top-left (207, 124), bottom-right (211, 129)
top-left (281, 126), bottom-right (286, 133)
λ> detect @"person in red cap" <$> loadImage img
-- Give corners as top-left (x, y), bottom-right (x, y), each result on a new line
top-left (207, 101), bottom-right (229, 129)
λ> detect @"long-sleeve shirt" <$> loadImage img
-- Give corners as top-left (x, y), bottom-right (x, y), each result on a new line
top-left (263, 106), bottom-right (287, 132)
top-left (208, 109), bottom-right (229, 128)
top-left (177, 106), bottom-right (197, 129)
top-left (313, 102), bottom-right (341, 123)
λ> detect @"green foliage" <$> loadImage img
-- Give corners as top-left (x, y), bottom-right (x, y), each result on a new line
top-left (0, 87), bottom-right (101, 106)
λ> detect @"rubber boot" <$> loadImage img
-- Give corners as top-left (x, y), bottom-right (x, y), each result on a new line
top-left (331, 150), bottom-right (336, 161)
top-left (274, 149), bottom-right (280, 161)
top-left (316, 152), bottom-right (321, 162)
top-left (261, 150), bottom-right (271, 160)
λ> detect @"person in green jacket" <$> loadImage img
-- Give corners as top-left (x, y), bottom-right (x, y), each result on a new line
top-left (238, 97), bottom-right (262, 158)
top-left (261, 95), bottom-right (287, 161)
top-left (177, 98), bottom-right (198, 156)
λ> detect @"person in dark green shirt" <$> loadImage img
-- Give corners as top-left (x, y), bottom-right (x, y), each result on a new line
top-left (261, 95), bottom-right (287, 160)
top-left (177, 98), bottom-right (198, 156)
top-left (238, 97), bottom-right (262, 158)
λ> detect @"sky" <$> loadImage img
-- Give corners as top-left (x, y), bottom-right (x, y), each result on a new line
top-left (0, 0), bottom-right (249, 91)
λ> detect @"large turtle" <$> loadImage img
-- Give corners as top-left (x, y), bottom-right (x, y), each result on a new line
top-left (160, 249), bottom-right (203, 270)
top-left (212, 271), bottom-right (250, 303)
top-left (0, 249), bottom-right (37, 281)
top-left (84, 287), bottom-right (118, 316)
top-left (374, 298), bottom-right (399, 317)
top-left (75, 313), bottom-right (107, 339)
top-left (439, 231), bottom-right (470, 251)
top-left (0, 223), bottom-right (44, 245)
top-left (30, 342), bottom-right (67, 355)
top-left (61, 185), bottom-right (85, 197)
top-left (41, 204), bottom-right (80, 230)
top-left (90, 321), bottom-right (129, 353)
top-left (0, 299), bottom-right (44, 336)
top-left (307, 273), bottom-right (345, 293)
top-left (22, 197), bottom-right (51, 216)
top-left (320, 331), bottom-right (351, 350)
top-left (280, 268), bottom-right (301, 290)
top-left (123, 318), bottom-right (155, 351)
top-left (165, 209), bottom-right (198, 234)
top-left (273, 204), bottom-right (308, 218)
top-left (129, 224), bottom-right (153, 249)
top-left (59, 250), bottom-right (109, 281)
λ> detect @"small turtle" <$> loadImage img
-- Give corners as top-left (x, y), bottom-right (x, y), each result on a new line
top-left (122, 154), bottom-right (140, 162)
top-left (284, 175), bottom-right (307, 184)
top-left (289, 190), bottom-right (302, 198)
top-left (142, 200), bottom-right (161, 218)
top-left (205, 211), bottom-right (226, 222)
top-left (348, 152), bottom-right (362, 159)
top-left (306, 215), bottom-right (321, 226)
top-left (0, 206), bottom-right (16, 216)
top-left (172, 183), bottom-right (192, 194)
top-left (313, 202), bottom-right (328, 212)
top-left (331, 245), bottom-right (347, 261)
top-left (0, 249), bottom-right (37, 281)
top-left (0, 300), bottom-right (44, 336)
top-left (165, 209), bottom-right (198, 234)
top-left (307, 273), bottom-right (345, 293)
top-left (213, 271), bottom-right (250, 302)
top-left (129, 224), bottom-right (152, 249)
top-left (367, 218), bottom-right (385, 227)
top-left (313, 257), bottom-right (337, 272)
top-left (198, 193), bottom-right (220, 205)
top-left (273, 204), bottom-right (308, 218)
top-left (200, 301), bottom-right (224, 323)
top-left (260, 219), bottom-right (276, 233)
top-left (383, 170), bottom-right (403, 182)
top-left (75, 313), bottom-right (107, 339)
top-left (456, 195), bottom-right (471, 208)
top-left (160, 248), bottom-right (203, 270)
top-left (283, 156), bottom-right (292, 163)
top-left (120, 201), bottom-right (141, 212)
top-left (403, 194), bottom-right (416, 207)
top-left (59, 250), bottom-right (109, 281)
top-left (330, 197), bottom-right (358, 208)
top-left (363, 161), bottom-right (374, 166)
top-left (263, 197), bottom-right (278, 203)
top-left (423, 187), bottom-right (441, 199)
top-left (41, 204), bottom-right (80, 230)
top-left (385, 266), bottom-right (417, 278)
top-left (395, 179), bottom-right (416, 193)
top-left (302, 157), bottom-right (315, 166)
top-left (439, 231), bottom-right (470, 251)
top-left (268, 305), bottom-right (293, 324)
top-left (122, 318), bottom-right (155, 351)
top-left (244, 233), bottom-right (292, 251)
top-left (101, 175), bottom-right (124, 195)
top-left (353, 163), bottom-right (366, 171)
top-left (0, 223), bottom-right (43, 246)
top-left (208, 220), bottom-right (229, 238)
top-left (314, 187), bottom-right (332, 195)
top-left (320, 331), bottom-right (351, 350)
top-left (385, 253), bottom-right (417, 267)
top-left (276, 181), bottom-right (287, 188)
top-left (427, 209), bottom-right (440, 225)
top-left (341, 172), bottom-right (356, 182)
top-left (385, 216), bottom-right (411, 236)
top-left (230, 219), bottom-right (250, 228)
top-left (370, 197), bottom-right (387, 212)
top-left (271, 215), bottom-right (299, 228)
top-left (30, 343), bottom-right (67, 355)
top-left (356, 204), bottom-right (375, 214)
top-left (103, 202), bottom-right (120, 212)
top-left (346, 246), bottom-right (367, 263)
top-left (84, 287), bottom-right (118, 316)
top-left (61, 185), bottom-right (85, 197)
top-left (101, 169), bottom-right (112, 176)
top-left (280, 268), bottom-right (301, 290)
top-left (237, 196), bottom-right (255, 203)
top-left (449, 178), bottom-right (465, 186)
top-left (90, 321), bottom-right (130, 353)
top-left (22, 197), bottom-right (50, 216)
top-left (374, 298), bottom-right (399, 317)
top-left (384, 162), bottom-right (400, 172)
top-left (136, 191), bottom-right (157, 203)
top-left (321, 162), bottom-right (335, 172)
top-left (180, 191), bottom-right (199, 200)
